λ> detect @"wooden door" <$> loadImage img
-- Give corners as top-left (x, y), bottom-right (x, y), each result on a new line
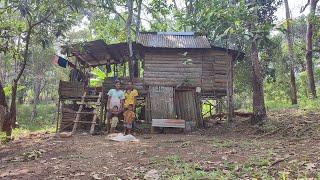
top-left (149, 86), bottom-right (175, 119)
top-left (175, 90), bottom-right (202, 126)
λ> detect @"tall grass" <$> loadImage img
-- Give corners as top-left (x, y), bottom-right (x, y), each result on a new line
top-left (13, 104), bottom-right (57, 137)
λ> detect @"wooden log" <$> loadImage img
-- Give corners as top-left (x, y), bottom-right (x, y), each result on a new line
top-left (145, 60), bottom-right (202, 65)
top-left (234, 111), bottom-right (253, 117)
top-left (144, 79), bottom-right (201, 86)
top-left (144, 73), bottom-right (202, 77)
top-left (145, 67), bottom-right (202, 73)
top-left (145, 63), bottom-right (202, 68)
top-left (152, 119), bottom-right (186, 128)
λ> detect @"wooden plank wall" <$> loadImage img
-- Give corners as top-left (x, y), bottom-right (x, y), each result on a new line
top-left (144, 49), bottom-right (202, 87)
top-left (102, 78), bottom-right (146, 96)
top-left (175, 90), bottom-right (202, 123)
top-left (202, 50), bottom-right (232, 92)
top-left (102, 77), bottom-right (146, 104)
top-left (149, 86), bottom-right (175, 119)
top-left (143, 48), bottom-right (233, 94)
top-left (59, 81), bottom-right (85, 99)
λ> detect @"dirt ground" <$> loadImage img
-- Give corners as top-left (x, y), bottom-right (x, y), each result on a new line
top-left (1, 110), bottom-right (320, 179)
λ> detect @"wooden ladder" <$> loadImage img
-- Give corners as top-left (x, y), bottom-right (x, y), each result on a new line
top-left (72, 92), bottom-right (102, 135)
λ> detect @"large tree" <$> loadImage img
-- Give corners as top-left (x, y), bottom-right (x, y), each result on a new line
top-left (183, 0), bottom-right (280, 122)
top-left (302, 0), bottom-right (319, 98)
top-left (284, 0), bottom-right (298, 105)
top-left (126, 0), bottom-right (134, 80)
top-left (0, 0), bottom-right (82, 138)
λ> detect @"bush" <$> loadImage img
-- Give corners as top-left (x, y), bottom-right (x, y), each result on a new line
top-left (13, 104), bottom-right (57, 137)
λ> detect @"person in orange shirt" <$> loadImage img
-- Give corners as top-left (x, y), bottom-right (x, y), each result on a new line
top-left (123, 104), bottom-right (135, 135)
top-left (124, 81), bottom-right (138, 110)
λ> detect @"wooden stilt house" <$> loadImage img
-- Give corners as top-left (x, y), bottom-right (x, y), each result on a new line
top-left (56, 32), bottom-right (243, 134)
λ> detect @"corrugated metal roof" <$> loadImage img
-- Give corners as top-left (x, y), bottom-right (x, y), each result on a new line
top-left (67, 40), bottom-right (142, 66)
top-left (137, 32), bottom-right (211, 48)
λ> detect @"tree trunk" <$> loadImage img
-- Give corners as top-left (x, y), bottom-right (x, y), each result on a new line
top-left (250, 38), bottom-right (266, 124)
top-left (0, 81), bottom-right (8, 131)
top-left (135, 0), bottom-right (142, 39)
top-left (3, 29), bottom-right (32, 137)
top-left (0, 81), bottom-right (7, 109)
top-left (284, 0), bottom-right (298, 105)
top-left (0, 56), bottom-right (6, 83)
top-left (305, 0), bottom-right (318, 98)
top-left (126, 0), bottom-right (134, 81)
top-left (30, 78), bottom-right (42, 121)
top-left (289, 68), bottom-right (298, 104)
top-left (133, 0), bottom-right (142, 78)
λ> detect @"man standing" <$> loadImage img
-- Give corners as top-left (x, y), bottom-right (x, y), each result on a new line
top-left (106, 80), bottom-right (125, 133)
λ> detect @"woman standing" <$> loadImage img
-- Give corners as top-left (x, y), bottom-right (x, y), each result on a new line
top-left (106, 80), bottom-right (125, 133)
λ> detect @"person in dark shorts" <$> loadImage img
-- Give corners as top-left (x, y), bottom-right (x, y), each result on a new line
top-left (109, 106), bottom-right (120, 133)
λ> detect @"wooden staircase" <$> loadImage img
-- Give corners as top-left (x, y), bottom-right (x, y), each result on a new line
top-left (72, 92), bottom-right (102, 135)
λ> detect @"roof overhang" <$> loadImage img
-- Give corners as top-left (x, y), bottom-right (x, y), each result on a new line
top-left (61, 40), bottom-right (142, 67)
top-left (211, 46), bottom-right (245, 62)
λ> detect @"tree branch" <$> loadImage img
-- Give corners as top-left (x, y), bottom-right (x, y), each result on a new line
top-left (30, 11), bottom-right (53, 28)
top-left (300, 0), bottom-right (311, 13)
top-left (85, 0), bottom-right (136, 34)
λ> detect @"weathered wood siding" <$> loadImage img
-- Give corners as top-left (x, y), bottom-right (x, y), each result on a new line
top-left (175, 90), bottom-right (202, 124)
top-left (143, 48), bottom-right (232, 93)
top-left (59, 81), bottom-right (85, 99)
top-left (149, 86), bottom-right (175, 119)
top-left (202, 50), bottom-right (232, 92)
top-left (144, 49), bottom-right (203, 87)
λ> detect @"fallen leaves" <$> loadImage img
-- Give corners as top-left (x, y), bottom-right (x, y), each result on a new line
top-left (305, 162), bottom-right (317, 172)
top-left (90, 172), bottom-right (102, 180)
top-left (144, 169), bottom-right (159, 180)
top-left (59, 132), bottom-right (72, 138)
top-left (0, 168), bottom-right (31, 178)
top-left (23, 149), bottom-right (46, 161)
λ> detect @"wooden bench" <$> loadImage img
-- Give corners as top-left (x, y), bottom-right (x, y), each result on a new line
top-left (151, 119), bottom-right (186, 133)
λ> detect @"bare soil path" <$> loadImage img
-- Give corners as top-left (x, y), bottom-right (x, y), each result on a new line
top-left (1, 110), bottom-right (320, 179)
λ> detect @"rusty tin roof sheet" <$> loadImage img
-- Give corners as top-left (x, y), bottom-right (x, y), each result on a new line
top-left (137, 32), bottom-right (211, 49)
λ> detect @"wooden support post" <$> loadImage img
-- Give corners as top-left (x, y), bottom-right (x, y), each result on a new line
top-left (129, 57), bottom-right (134, 81)
top-left (90, 92), bottom-right (102, 134)
top-left (55, 99), bottom-right (61, 133)
top-left (209, 102), bottom-right (212, 117)
top-left (195, 92), bottom-right (204, 128)
top-left (134, 59), bottom-right (139, 77)
top-left (227, 57), bottom-right (234, 122)
top-left (72, 92), bottom-right (86, 134)
top-left (99, 103), bottom-right (103, 126)
top-left (123, 62), bottom-right (126, 77)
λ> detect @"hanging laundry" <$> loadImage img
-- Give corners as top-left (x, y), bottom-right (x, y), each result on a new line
top-left (52, 55), bottom-right (68, 68)
top-left (106, 64), bottom-right (112, 73)
top-left (68, 61), bottom-right (76, 69)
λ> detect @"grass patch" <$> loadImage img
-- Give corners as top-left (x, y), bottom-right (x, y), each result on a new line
top-left (145, 153), bottom-right (316, 179)
top-left (147, 155), bottom-right (275, 179)
top-left (212, 138), bottom-right (237, 148)
top-left (17, 104), bottom-right (56, 130)
top-left (14, 103), bottom-right (57, 137)
top-left (1, 104), bottom-right (56, 141)
top-left (211, 138), bottom-right (261, 149)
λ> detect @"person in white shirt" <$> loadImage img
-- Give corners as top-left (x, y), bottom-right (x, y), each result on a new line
top-left (106, 80), bottom-right (125, 132)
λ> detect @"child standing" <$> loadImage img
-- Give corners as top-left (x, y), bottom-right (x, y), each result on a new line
top-left (123, 104), bottom-right (135, 135)
top-left (109, 106), bottom-right (119, 133)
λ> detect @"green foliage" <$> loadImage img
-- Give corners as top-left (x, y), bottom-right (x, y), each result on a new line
top-left (16, 104), bottom-right (56, 132)
top-left (147, 154), bottom-right (280, 179)
top-left (0, 104), bottom-right (55, 141)
top-left (3, 84), bottom-right (26, 97)
top-left (89, 12), bottom-right (127, 43)
top-left (89, 67), bottom-right (106, 87)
